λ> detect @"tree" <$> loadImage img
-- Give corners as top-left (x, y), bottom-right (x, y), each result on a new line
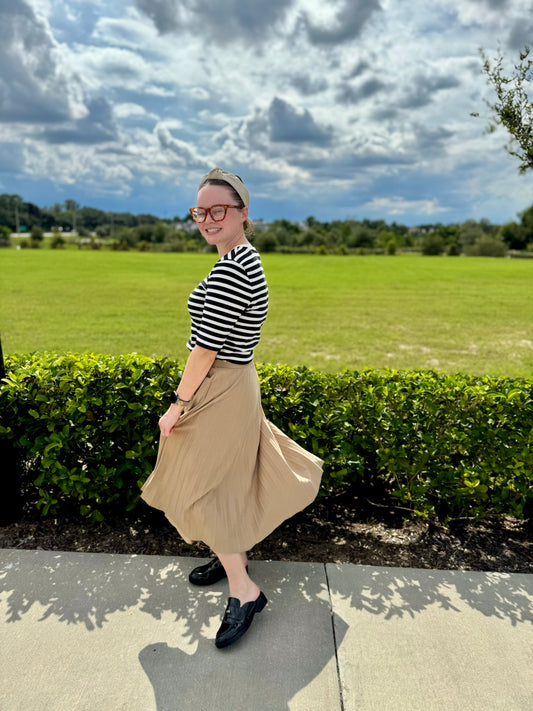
top-left (475, 46), bottom-right (533, 172)
top-left (421, 234), bottom-right (445, 255)
top-left (499, 221), bottom-right (526, 250)
top-left (519, 204), bottom-right (533, 242)
top-left (0, 194), bottom-right (24, 231)
top-left (30, 224), bottom-right (44, 241)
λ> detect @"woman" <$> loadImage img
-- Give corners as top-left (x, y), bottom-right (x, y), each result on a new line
top-left (141, 167), bottom-right (323, 649)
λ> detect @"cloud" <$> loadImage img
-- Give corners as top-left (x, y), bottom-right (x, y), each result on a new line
top-left (414, 125), bottom-right (455, 157)
top-left (268, 97), bottom-right (332, 144)
top-left (290, 74), bottom-right (329, 96)
top-left (0, 0), bottom-right (85, 123)
top-left (155, 123), bottom-right (204, 168)
top-left (397, 72), bottom-right (461, 109)
top-left (133, 0), bottom-right (293, 42)
top-left (302, 0), bottom-right (382, 45)
top-left (363, 196), bottom-right (449, 216)
top-left (507, 17), bottom-right (533, 50)
top-left (467, 0), bottom-right (508, 8)
top-left (337, 78), bottom-right (387, 104)
top-left (114, 102), bottom-right (157, 120)
top-left (41, 97), bottom-right (118, 144)
top-left (91, 16), bottom-right (157, 49)
top-left (345, 60), bottom-right (371, 79)
top-left (1, 0), bottom-right (531, 226)
top-left (68, 45), bottom-right (151, 90)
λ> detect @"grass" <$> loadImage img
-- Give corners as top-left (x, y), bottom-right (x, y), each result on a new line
top-left (1, 249), bottom-right (533, 377)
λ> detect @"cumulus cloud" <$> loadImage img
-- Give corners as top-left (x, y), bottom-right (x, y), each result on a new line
top-left (133, 0), bottom-right (293, 42)
top-left (467, 0), bottom-right (508, 8)
top-left (414, 126), bottom-right (455, 156)
top-left (345, 60), bottom-right (371, 80)
top-left (397, 73), bottom-right (461, 109)
top-left (507, 17), bottom-right (533, 49)
top-left (0, 0), bottom-right (85, 123)
top-left (1, 0), bottom-right (531, 224)
top-left (337, 78), bottom-right (387, 104)
top-left (114, 102), bottom-right (156, 120)
top-left (41, 97), bottom-right (118, 144)
top-left (290, 74), bottom-right (329, 96)
top-left (302, 0), bottom-right (382, 45)
top-left (91, 16), bottom-right (157, 49)
top-left (155, 123), bottom-right (204, 168)
top-left (268, 97), bottom-right (332, 144)
top-left (363, 196), bottom-right (449, 216)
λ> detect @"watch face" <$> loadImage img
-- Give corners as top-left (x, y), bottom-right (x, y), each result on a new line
top-left (170, 391), bottom-right (178, 403)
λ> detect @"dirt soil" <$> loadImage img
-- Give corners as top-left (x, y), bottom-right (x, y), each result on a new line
top-left (1, 487), bottom-right (531, 573)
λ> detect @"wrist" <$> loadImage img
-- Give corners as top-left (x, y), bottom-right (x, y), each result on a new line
top-left (170, 391), bottom-right (190, 407)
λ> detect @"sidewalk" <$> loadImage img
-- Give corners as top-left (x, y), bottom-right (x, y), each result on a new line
top-left (1, 549), bottom-right (532, 710)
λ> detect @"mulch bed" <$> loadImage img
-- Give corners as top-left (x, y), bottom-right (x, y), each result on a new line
top-left (1, 487), bottom-right (531, 574)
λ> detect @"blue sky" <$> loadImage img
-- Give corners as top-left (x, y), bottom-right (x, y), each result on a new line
top-left (1, 0), bottom-right (532, 225)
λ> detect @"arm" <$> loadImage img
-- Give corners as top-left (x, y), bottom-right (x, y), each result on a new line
top-left (158, 345), bottom-right (217, 436)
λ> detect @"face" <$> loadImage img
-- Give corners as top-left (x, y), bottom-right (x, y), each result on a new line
top-left (195, 183), bottom-right (248, 255)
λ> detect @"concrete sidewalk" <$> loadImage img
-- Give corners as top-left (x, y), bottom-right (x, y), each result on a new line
top-left (1, 549), bottom-right (531, 711)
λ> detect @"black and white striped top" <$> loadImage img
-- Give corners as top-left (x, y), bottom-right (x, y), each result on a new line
top-left (186, 244), bottom-right (269, 364)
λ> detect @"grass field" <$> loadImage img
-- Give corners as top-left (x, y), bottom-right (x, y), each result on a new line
top-left (1, 249), bottom-right (532, 377)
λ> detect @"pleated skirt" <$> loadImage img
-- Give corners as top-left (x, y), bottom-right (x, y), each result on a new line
top-left (141, 360), bottom-right (324, 553)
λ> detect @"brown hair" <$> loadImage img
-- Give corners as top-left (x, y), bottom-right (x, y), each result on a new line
top-left (202, 178), bottom-right (255, 236)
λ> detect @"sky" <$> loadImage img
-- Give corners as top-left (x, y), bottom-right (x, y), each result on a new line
top-left (1, 0), bottom-right (532, 226)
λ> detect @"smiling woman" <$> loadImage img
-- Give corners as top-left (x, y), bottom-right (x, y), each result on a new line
top-left (140, 167), bottom-right (323, 650)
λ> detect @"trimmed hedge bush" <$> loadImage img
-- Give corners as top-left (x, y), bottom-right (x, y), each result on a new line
top-left (1, 352), bottom-right (532, 523)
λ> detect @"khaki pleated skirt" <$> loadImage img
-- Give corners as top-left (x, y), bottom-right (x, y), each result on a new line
top-left (141, 360), bottom-right (324, 553)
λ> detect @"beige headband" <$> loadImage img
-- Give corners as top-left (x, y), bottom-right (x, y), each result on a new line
top-left (198, 167), bottom-right (250, 207)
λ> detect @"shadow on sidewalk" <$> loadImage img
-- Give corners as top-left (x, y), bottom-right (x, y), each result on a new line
top-left (326, 564), bottom-right (533, 627)
top-left (1, 551), bottom-right (348, 710)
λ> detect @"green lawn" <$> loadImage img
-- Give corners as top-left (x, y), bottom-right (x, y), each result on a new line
top-left (1, 249), bottom-right (532, 377)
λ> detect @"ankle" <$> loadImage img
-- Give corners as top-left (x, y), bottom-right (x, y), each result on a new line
top-left (229, 580), bottom-right (260, 604)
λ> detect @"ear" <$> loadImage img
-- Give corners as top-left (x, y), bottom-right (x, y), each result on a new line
top-left (241, 206), bottom-right (249, 222)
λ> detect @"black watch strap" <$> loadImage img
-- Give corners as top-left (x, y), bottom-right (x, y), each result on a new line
top-left (170, 391), bottom-right (190, 407)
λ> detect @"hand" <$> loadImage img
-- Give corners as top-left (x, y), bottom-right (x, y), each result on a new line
top-left (159, 405), bottom-right (182, 436)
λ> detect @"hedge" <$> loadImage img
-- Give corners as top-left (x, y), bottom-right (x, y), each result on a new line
top-left (1, 352), bottom-right (532, 524)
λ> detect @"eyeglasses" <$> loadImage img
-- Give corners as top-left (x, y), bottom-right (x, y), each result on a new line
top-left (189, 205), bottom-right (241, 223)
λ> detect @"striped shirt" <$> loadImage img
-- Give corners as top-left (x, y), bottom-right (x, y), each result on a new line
top-left (186, 244), bottom-right (269, 364)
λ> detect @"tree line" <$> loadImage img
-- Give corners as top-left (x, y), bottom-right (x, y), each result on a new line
top-left (1, 192), bottom-right (532, 256)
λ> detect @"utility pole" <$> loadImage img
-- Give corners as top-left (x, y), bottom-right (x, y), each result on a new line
top-left (15, 202), bottom-right (20, 235)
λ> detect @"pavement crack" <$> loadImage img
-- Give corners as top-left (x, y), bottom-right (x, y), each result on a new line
top-left (324, 562), bottom-right (345, 711)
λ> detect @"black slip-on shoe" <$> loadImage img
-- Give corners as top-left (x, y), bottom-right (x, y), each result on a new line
top-left (215, 592), bottom-right (268, 649)
top-left (188, 558), bottom-right (248, 586)
top-left (189, 558), bottom-right (228, 586)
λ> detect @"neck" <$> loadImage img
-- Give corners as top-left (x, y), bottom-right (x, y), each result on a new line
top-left (217, 236), bottom-right (249, 257)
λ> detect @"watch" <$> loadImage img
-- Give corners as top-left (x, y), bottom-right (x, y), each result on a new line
top-left (170, 392), bottom-right (190, 407)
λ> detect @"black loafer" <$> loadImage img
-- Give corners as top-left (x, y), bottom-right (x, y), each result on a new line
top-left (215, 592), bottom-right (268, 649)
top-left (189, 558), bottom-right (227, 586)
top-left (188, 558), bottom-right (248, 586)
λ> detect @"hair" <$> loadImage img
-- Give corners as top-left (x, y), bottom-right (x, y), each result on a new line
top-left (202, 178), bottom-right (255, 236)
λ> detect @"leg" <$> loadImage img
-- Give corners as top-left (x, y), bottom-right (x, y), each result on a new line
top-left (215, 551), bottom-right (259, 603)
top-left (213, 551), bottom-right (267, 649)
